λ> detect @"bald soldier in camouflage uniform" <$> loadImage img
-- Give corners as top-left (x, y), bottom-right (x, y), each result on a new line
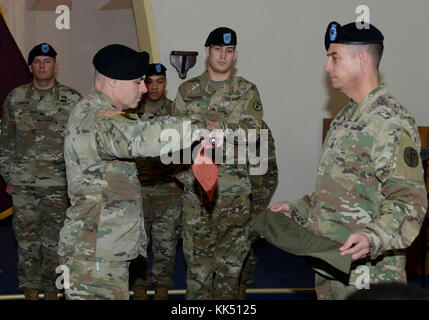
top-left (58, 44), bottom-right (216, 300)
top-left (173, 27), bottom-right (264, 300)
top-left (0, 43), bottom-right (81, 300)
top-left (129, 63), bottom-right (184, 300)
top-left (270, 21), bottom-right (427, 299)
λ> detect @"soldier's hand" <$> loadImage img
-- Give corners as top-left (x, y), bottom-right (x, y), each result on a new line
top-left (5, 184), bottom-right (12, 195)
top-left (269, 201), bottom-right (291, 218)
top-left (339, 232), bottom-right (370, 261)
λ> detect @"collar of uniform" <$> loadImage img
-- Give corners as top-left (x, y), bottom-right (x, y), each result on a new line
top-left (89, 87), bottom-right (119, 111)
top-left (362, 83), bottom-right (387, 103)
top-left (25, 79), bottom-right (61, 100)
top-left (346, 83), bottom-right (387, 121)
top-left (200, 71), bottom-right (234, 94)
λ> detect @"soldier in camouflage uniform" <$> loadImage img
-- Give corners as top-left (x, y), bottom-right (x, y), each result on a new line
top-left (58, 44), bottom-right (218, 300)
top-left (0, 43), bottom-right (81, 300)
top-left (239, 120), bottom-right (278, 299)
top-left (270, 21), bottom-right (428, 299)
top-left (128, 63), bottom-right (184, 300)
top-left (173, 27), bottom-right (265, 300)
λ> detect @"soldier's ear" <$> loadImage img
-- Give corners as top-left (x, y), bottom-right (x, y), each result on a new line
top-left (205, 46), bottom-right (210, 57)
top-left (358, 50), bottom-right (370, 71)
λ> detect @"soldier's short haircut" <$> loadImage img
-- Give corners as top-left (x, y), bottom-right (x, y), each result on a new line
top-left (366, 43), bottom-right (384, 70)
top-left (348, 43), bottom-right (384, 70)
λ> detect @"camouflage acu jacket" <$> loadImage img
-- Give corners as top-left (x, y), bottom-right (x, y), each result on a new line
top-left (248, 119), bottom-right (278, 201)
top-left (58, 87), bottom-right (202, 262)
top-left (0, 80), bottom-right (81, 187)
top-left (173, 71), bottom-right (264, 195)
top-left (131, 97), bottom-right (183, 196)
top-left (289, 85), bottom-right (427, 281)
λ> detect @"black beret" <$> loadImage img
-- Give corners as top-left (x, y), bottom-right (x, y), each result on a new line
top-left (93, 44), bottom-right (149, 80)
top-left (205, 27), bottom-right (237, 47)
top-left (28, 43), bottom-right (57, 65)
top-left (324, 21), bottom-right (384, 51)
top-left (147, 63), bottom-right (167, 77)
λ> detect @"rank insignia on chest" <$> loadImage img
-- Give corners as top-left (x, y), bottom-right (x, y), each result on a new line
top-left (404, 146), bottom-right (419, 168)
top-left (59, 96), bottom-right (68, 103)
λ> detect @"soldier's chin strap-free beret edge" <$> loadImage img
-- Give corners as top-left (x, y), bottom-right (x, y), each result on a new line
top-left (205, 27), bottom-right (237, 47)
top-left (324, 21), bottom-right (384, 51)
top-left (146, 63), bottom-right (167, 77)
top-left (93, 44), bottom-right (150, 80)
top-left (28, 42), bottom-right (57, 65)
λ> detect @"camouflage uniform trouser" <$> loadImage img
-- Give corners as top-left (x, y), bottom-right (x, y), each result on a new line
top-left (240, 198), bottom-right (268, 286)
top-left (63, 259), bottom-right (130, 300)
top-left (129, 192), bottom-right (183, 288)
top-left (183, 191), bottom-right (251, 300)
top-left (315, 251), bottom-right (407, 300)
top-left (11, 185), bottom-right (68, 292)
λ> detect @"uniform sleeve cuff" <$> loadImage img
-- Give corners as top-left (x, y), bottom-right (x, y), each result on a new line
top-left (361, 229), bottom-right (382, 260)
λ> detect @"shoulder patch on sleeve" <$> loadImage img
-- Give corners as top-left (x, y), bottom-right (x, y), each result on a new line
top-left (253, 100), bottom-right (263, 111)
top-left (245, 95), bottom-right (263, 120)
top-left (103, 109), bottom-right (123, 117)
top-left (404, 147), bottom-right (419, 168)
top-left (394, 134), bottom-right (422, 180)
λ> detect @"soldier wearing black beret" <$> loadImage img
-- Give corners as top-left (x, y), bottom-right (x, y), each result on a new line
top-left (271, 20), bottom-right (427, 300)
top-left (1, 42), bottom-right (81, 300)
top-left (27, 42), bottom-right (57, 65)
top-left (143, 63), bottom-right (168, 105)
top-left (324, 21), bottom-right (385, 92)
top-left (173, 26), bottom-right (275, 300)
top-left (58, 44), bottom-right (218, 300)
top-left (128, 61), bottom-right (184, 300)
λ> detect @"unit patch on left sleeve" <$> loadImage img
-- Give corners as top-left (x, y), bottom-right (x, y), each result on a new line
top-left (394, 133), bottom-right (422, 180)
top-left (404, 146), bottom-right (419, 168)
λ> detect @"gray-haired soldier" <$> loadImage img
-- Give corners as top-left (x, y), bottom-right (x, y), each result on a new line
top-left (57, 44), bottom-right (220, 300)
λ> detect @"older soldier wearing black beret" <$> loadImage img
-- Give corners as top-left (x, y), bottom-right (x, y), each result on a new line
top-left (58, 44), bottom-right (220, 300)
top-left (271, 21), bottom-right (427, 299)
top-left (0, 42), bottom-right (81, 300)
